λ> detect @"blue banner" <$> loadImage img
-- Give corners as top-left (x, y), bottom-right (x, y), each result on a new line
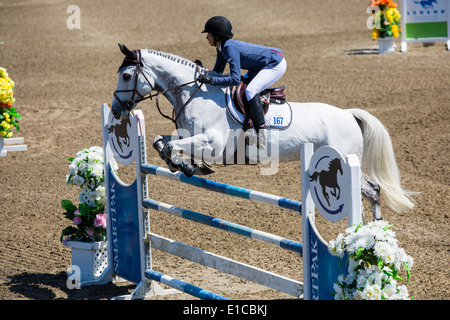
top-left (108, 169), bottom-right (142, 284)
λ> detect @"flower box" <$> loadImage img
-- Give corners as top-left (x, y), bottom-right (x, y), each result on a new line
top-left (378, 37), bottom-right (396, 54)
top-left (0, 137), bottom-right (27, 156)
top-left (66, 240), bottom-right (110, 287)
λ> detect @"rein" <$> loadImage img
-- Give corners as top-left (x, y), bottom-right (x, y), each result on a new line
top-left (114, 49), bottom-right (203, 125)
top-left (155, 80), bottom-right (203, 124)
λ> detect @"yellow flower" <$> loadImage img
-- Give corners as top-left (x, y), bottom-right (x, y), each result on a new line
top-left (1, 120), bottom-right (7, 127)
top-left (0, 130), bottom-right (6, 137)
top-left (6, 131), bottom-right (12, 137)
top-left (392, 24), bottom-right (399, 37)
top-left (372, 29), bottom-right (380, 40)
top-left (0, 67), bottom-right (8, 78)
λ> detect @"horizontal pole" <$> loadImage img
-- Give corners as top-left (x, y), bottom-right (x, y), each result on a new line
top-left (3, 137), bottom-right (24, 145)
top-left (141, 164), bottom-right (301, 213)
top-left (143, 198), bottom-right (302, 254)
top-left (145, 269), bottom-right (229, 300)
top-left (147, 233), bottom-right (303, 297)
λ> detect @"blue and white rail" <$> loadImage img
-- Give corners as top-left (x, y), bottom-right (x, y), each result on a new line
top-left (141, 164), bottom-right (302, 213)
top-left (143, 198), bottom-right (302, 254)
top-left (145, 270), bottom-right (229, 300)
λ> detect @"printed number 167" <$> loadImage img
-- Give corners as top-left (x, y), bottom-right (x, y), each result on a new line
top-left (273, 117), bottom-right (283, 125)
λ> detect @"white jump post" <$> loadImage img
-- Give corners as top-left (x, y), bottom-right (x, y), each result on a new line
top-left (99, 103), bottom-right (362, 300)
top-left (0, 137), bottom-right (27, 156)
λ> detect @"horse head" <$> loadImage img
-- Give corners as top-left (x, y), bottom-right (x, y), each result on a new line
top-left (329, 158), bottom-right (343, 175)
top-left (111, 44), bottom-right (155, 120)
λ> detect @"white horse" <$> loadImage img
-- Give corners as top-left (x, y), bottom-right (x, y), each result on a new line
top-left (110, 44), bottom-right (415, 221)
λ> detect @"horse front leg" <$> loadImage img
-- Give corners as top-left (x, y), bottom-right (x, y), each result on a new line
top-left (162, 129), bottom-right (224, 177)
top-left (152, 135), bottom-right (181, 173)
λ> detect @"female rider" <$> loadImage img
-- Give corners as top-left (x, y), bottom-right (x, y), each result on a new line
top-left (197, 16), bottom-right (287, 149)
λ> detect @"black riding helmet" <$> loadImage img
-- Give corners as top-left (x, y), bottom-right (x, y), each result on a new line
top-left (202, 16), bottom-right (233, 39)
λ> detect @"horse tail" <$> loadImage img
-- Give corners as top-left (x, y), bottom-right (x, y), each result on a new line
top-left (349, 108), bottom-right (417, 214)
top-left (309, 171), bottom-right (320, 182)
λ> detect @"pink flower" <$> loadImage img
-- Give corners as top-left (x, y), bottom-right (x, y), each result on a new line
top-left (85, 229), bottom-right (94, 236)
top-left (94, 214), bottom-right (107, 229)
top-left (62, 237), bottom-right (70, 246)
top-left (73, 216), bottom-right (82, 225)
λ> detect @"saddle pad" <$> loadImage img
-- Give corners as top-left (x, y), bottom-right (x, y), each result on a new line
top-left (225, 87), bottom-right (292, 129)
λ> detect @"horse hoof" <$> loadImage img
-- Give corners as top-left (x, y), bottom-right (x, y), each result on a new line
top-left (180, 163), bottom-right (196, 177)
top-left (195, 162), bottom-right (215, 175)
top-left (152, 135), bottom-right (165, 152)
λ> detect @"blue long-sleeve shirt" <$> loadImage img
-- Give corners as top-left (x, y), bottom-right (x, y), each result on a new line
top-left (211, 39), bottom-right (284, 87)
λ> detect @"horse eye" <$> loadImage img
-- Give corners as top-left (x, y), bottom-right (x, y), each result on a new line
top-left (123, 73), bottom-right (132, 81)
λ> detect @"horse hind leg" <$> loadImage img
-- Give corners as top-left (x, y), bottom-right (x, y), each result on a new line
top-left (361, 175), bottom-right (382, 221)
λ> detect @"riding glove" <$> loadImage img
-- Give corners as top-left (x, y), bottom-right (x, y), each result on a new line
top-left (197, 74), bottom-right (213, 85)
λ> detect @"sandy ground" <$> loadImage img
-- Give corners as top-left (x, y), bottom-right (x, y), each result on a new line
top-left (0, 0), bottom-right (448, 300)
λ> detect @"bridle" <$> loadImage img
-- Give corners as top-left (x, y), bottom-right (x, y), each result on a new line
top-left (113, 49), bottom-right (203, 124)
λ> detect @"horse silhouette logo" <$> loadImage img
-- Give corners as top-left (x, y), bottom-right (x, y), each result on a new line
top-left (414, 0), bottom-right (437, 9)
top-left (108, 117), bottom-right (131, 153)
top-left (107, 115), bottom-right (136, 164)
top-left (309, 158), bottom-right (343, 207)
top-left (307, 146), bottom-right (350, 222)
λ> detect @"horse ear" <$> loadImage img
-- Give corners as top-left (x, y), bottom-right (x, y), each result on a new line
top-left (118, 43), bottom-right (133, 58)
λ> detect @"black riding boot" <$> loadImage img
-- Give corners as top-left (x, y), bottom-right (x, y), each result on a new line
top-left (246, 95), bottom-right (266, 149)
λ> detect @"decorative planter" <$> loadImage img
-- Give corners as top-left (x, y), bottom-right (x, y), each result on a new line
top-left (66, 240), bottom-right (110, 286)
top-left (378, 37), bottom-right (396, 54)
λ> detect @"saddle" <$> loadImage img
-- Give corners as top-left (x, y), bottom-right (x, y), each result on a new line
top-left (231, 81), bottom-right (286, 128)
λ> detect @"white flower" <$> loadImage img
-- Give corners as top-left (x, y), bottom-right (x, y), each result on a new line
top-left (372, 284), bottom-right (382, 299)
top-left (72, 175), bottom-right (85, 186)
top-left (333, 283), bottom-right (343, 300)
top-left (360, 233), bottom-right (375, 250)
top-left (329, 221), bottom-right (412, 300)
top-left (356, 274), bottom-right (368, 289)
top-left (368, 271), bottom-right (382, 287)
top-left (372, 220), bottom-right (389, 229)
top-left (329, 239), bottom-right (344, 258)
top-left (348, 258), bottom-right (362, 273)
top-left (405, 254), bottom-right (414, 269)
top-left (362, 285), bottom-right (378, 300)
top-left (374, 241), bottom-right (391, 260)
top-left (353, 290), bottom-right (364, 300)
top-left (344, 273), bottom-right (355, 285)
top-left (68, 162), bottom-right (78, 175)
top-left (91, 163), bottom-right (103, 178)
top-left (382, 283), bottom-right (397, 299)
top-left (397, 285), bottom-right (409, 299)
top-left (89, 146), bottom-right (103, 154)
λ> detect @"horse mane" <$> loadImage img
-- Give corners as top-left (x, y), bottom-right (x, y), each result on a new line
top-left (145, 49), bottom-right (206, 72)
top-left (144, 49), bottom-right (226, 78)
top-left (328, 158), bottom-right (340, 170)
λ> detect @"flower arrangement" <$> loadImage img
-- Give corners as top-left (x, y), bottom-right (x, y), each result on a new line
top-left (329, 220), bottom-right (413, 300)
top-left (61, 146), bottom-right (118, 244)
top-left (370, 0), bottom-right (401, 40)
top-left (0, 67), bottom-right (21, 138)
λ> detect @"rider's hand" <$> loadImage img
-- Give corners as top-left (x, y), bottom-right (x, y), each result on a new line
top-left (197, 74), bottom-right (213, 85)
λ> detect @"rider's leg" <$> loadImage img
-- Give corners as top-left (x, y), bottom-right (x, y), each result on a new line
top-left (244, 58), bottom-right (287, 149)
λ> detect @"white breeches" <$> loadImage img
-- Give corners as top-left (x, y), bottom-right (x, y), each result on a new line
top-left (245, 58), bottom-right (287, 100)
